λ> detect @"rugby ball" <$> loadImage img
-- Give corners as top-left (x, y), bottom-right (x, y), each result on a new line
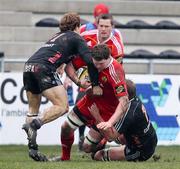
top-left (77, 67), bottom-right (90, 81)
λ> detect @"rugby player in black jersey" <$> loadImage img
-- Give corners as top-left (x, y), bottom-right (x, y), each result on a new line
top-left (93, 79), bottom-right (157, 161)
top-left (22, 12), bottom-right (102, 161)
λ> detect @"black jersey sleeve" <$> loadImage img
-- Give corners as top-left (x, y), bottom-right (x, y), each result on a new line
top-left (114, 111), bottom-right (130, 134)
top-left (114, 100), bottom-right (135, 133)
top-left (76, 37), bottom-right (99, 86)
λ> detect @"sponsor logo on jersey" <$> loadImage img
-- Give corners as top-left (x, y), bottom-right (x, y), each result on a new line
top-left (115, 84), bottom-right (125, 94)
top-left (101, 76), bottom-right (107, 82)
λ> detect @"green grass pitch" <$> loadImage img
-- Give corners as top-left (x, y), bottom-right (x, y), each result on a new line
top-left (0, 145), bottom-right (180, 169)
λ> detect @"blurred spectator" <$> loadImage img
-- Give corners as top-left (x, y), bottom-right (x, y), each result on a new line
top-left (80, 3), bottom-right (109, 33)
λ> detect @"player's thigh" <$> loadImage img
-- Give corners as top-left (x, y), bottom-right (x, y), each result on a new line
top-left (43, 85), bottom-right (68, 106)
top-left (23, 71), bottom-right (42, 94)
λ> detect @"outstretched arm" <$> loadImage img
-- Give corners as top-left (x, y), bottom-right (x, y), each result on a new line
top-left (97, 95), bottom-right (129, 130)
top-left (88, 103), bottom-right (119, 141)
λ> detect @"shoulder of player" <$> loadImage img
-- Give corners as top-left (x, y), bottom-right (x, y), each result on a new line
top-left (107, 35), bottom-right (124, 52)
top-left (67, 31), bottom-right (86, 46)
top-left (66, 30), bottom-right (78, 37)
top-left (110, 59), bottom-right (124, 75)
top-left (80, 29), bottom-right (98, 37)
top-left (113, 29), bottom-right (123, 38)
top-left (105, 60), bottom-right (124, 83)
top-left (112, 59), bottom-right (123, 68)
top-left (109, 33), bottom-right (122, 42)
top-left (68, 31), bottom-right (83, 40)
top-left (104, 59), bottom-right (123, 74)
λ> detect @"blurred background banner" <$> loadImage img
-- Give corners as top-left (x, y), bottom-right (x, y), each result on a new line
top-left (0, 73), bottom-right (179, 145)
top-left (127, 74), bottom-right (180, 145)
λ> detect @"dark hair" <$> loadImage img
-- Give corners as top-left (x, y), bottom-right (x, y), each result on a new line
top-left (59, 12), bottom-right (80, 32)
top-left (92, 44), bottom-right (110, 61)
top-left (125, 79), bottom-right (136, 99)
top-left (97, 13), bottom-right (114, 25)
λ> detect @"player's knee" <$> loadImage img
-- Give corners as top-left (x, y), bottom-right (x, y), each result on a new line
top-left (62, 105), bottom-right (69, 115)
top-left (66, 111), bottom-right (84, 130)
top-left (93, 149), bottom-right (111, 161)
top-left (82, 142), bottom-right (92, 153)
top-left (61, 103), bottom-right (69, 113)
top-left (93, 150), bottom-right (103, 161)
top-left (82, 135), bottom-right (98, 153)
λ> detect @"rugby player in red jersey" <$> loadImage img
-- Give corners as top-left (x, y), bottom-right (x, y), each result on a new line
top-left (49, 44), bottom-right (129, 161)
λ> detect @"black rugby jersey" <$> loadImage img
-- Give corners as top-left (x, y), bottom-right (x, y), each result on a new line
top-left (115, 96), bottom-right (156, 148)
top-left (26, 31), bottom-right (98, 85)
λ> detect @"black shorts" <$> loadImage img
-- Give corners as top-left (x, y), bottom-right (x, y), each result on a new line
top-left (23, 63), bottom-right (62, 94)
top-left (124, 131), bottom-right (158, 161)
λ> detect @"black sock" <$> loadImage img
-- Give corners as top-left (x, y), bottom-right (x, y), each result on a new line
top-left (79, 125), bottom-right (86, 138)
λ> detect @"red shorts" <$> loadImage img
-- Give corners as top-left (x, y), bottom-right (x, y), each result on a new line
top-left (74, 95), bottom-right (116, 127)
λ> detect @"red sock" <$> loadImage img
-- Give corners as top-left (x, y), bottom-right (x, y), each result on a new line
top-left (61, 131), bottom-right (74, 161)
top-left (96, 138), bottom-right (107, 151)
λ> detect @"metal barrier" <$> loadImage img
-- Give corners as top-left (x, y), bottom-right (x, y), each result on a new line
top-left (123, 58), bottom-right (180, 74)
top-left (3, 58), bottom-right (180, 74)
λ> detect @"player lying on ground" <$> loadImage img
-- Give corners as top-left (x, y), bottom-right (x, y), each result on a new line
top-left (91, 79), bottom-right (158, 161)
